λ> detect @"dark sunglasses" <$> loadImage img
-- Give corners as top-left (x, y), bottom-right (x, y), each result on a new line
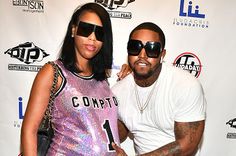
top-left (77, 21), bottom-right (104, 42)
top-left (127, 39), bottom-right (162, 58)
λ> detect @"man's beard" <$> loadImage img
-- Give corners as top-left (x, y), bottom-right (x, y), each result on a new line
top-left (130, 62), bottom-right (161, 80)
top-left (132, 68), bottom-right (154, 80)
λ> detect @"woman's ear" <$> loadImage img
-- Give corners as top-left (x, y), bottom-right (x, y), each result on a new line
top-left (71, 25), bottom-right (76, 38)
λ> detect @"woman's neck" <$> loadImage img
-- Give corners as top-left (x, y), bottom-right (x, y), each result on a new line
top-left (75, 61), bottom-right (93, 77)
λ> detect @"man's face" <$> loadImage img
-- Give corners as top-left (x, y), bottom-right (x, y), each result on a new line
top-left (128, 29), bottom-right (164, 79)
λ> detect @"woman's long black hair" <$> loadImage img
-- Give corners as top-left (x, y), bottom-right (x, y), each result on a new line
top-left (59, 3), bottom-right (113, 81)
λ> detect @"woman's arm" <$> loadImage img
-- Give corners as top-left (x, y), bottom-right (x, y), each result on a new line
top-left (20, 63), bottom-right (56, 156)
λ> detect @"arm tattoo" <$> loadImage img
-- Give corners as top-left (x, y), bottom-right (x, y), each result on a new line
top-left (142, 141), bottom-right (181, 156)
top-left (160, 142), bottom-right (181, 156)
top-left (141, 121), bottom-right (204, 156)
top-left (174, 121), bottom-right (204, 155)
top-left (175, 121), bottom-right (202, 143)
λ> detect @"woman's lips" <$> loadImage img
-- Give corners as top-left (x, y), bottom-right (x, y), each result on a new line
top-left (85, 44), bottom-right (96, 51)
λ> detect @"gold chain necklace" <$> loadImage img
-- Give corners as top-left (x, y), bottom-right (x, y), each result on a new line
top-left (134, 80), bottom-right (158, 114)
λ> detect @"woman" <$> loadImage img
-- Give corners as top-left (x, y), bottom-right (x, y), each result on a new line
top-left (21, 3), bottom-right (126, 155)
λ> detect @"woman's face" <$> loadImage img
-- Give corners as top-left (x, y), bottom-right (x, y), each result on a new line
top-left (72, 11), bottom-right (103, 62)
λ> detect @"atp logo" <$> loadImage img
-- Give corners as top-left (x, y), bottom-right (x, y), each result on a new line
top-left (4, 42), bottom-right (49, 64)
top-left (173, 52), bottom-right (202, 78)
top-left (226, 118), bottom-right (236, 129)
top-left (226, 118), bottom-right (236, 139)
top-left (95, 0), bottom-right (135, 10)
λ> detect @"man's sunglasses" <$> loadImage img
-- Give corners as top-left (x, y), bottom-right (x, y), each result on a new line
top-left (127, 39), bottom-right (162, 58)
top-left (77, 21), bottom-right (104, 42)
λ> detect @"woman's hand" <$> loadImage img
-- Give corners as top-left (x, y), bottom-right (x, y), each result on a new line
top-left (112, 143), bottom-right (128, 156)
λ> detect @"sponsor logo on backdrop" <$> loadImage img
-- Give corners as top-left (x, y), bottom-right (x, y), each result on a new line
top-left (18, 97), bottom-right (24, 120)
top-left (95, 0), bottom-right (134, 19)
top-left (226, 118), bottom-right (236, 139)
top-left (112, 62), bottom-right (121, 70)
top-left (173, 0), bottom-right (209, 28)
top-left (173, 52), bottom-right (202, 78)
top-left (4, 42), bottom-right (49, 72)
top-left (12, 0), bottom-right (44, 13)
top-left (14, 97), bottom-right (25, 128)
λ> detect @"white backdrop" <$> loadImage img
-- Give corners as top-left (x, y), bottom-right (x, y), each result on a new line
top-left (1, 0), bottom-right (236, 155)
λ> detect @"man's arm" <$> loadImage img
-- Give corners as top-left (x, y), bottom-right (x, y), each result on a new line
top-left (141, 120), bottom-right (205, 156)
top-left (118, 120), bottom-right (129, 143)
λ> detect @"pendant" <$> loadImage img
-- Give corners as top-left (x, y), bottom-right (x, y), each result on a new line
top-left (140, 110), bottom-right (143, 114)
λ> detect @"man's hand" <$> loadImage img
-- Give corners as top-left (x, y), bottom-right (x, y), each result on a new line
top-left (117, 64), bottom-right (132, 81)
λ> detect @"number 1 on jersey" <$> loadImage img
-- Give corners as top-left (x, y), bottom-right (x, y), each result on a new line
top-left (103, 119), bottom-right (115, 151)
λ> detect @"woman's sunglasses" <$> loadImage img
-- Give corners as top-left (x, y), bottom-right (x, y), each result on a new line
top-left (77, 21), bottom-right (104, 42)
top-left (127, 39), bottom-right (162, 58)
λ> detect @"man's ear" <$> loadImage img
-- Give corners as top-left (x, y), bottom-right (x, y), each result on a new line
top-left (161, 49), bottom-right (166, 59)
top-left (160, 49), bottom-right (166, 63)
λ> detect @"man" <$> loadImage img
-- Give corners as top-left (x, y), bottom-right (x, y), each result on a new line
top-left (112, 22), bottom-right (206, 155)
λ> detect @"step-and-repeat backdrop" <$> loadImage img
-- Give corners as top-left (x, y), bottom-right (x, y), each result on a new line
top-left (1, 0), bottom-right (236, 155)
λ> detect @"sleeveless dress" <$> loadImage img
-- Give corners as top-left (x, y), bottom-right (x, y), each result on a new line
top-left (47, 60), bottom-right (120, 156)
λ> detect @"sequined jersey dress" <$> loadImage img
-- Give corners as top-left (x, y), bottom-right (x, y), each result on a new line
top-left (47, 60), bottom-right (120, 156)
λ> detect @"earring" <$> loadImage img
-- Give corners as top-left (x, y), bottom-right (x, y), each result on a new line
top-left (160, 57), bottom-right (163, 63)
top-left (71, 34), bottom-right (74, 38)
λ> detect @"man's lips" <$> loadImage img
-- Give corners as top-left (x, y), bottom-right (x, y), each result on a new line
top-left (135, 60), bottom-right (150, 67)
